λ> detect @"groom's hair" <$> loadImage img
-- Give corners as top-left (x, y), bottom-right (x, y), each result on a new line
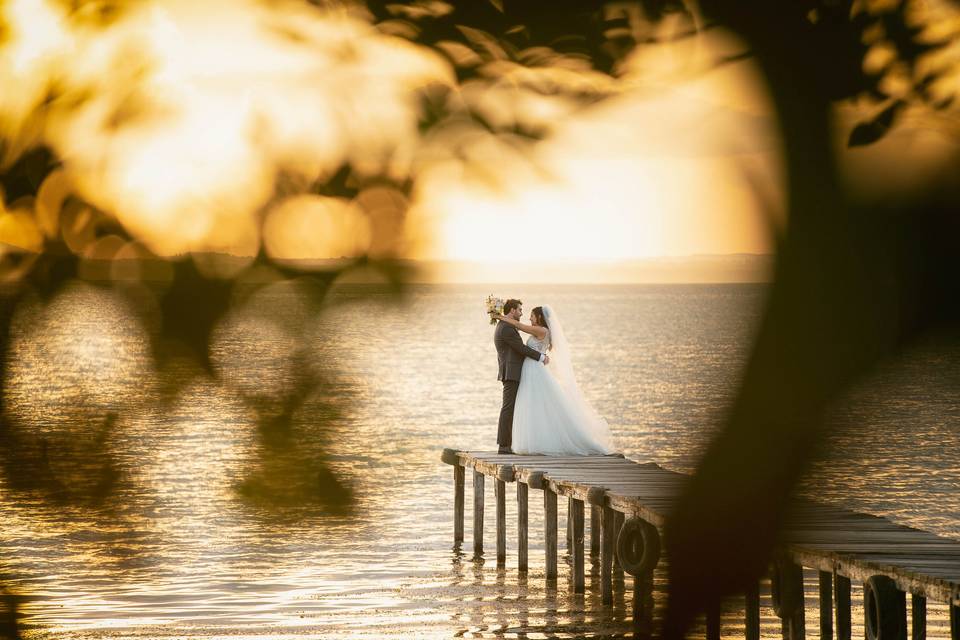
top-left (503, 299), bottom-right (522, 315)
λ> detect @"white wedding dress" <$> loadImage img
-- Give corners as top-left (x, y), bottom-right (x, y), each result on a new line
top-left (511, 306), bottom-right (615, 456)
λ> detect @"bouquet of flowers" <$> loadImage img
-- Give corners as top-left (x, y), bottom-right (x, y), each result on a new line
top-left (485, 295), bottom-right (504, 325)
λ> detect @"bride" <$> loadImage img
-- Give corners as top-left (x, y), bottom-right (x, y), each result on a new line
top-left (494, 305), bottom-right (615, 456)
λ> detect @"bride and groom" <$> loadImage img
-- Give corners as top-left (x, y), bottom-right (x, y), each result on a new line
top-left (493, 299), bottom-right (615, 456)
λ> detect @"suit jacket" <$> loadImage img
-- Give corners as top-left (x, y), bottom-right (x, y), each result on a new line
top-left (495, 320), bottom-right (542, 382)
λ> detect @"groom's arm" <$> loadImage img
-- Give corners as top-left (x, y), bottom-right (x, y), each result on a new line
top-left (504, 326), bottom-right (545, 362)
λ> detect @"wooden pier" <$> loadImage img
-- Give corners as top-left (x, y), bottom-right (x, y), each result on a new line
top-left (442, 449), bottom-right (960, 640)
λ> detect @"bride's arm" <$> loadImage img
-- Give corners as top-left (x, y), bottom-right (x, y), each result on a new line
top-left (494, 314), bottom-right (547, 339)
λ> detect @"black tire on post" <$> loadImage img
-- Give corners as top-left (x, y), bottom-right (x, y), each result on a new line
top-left (864, 575), bottom-right (906, 640)
top-left (771, 560), bottom-right (804, 619)
top-left (615, 517), bottom-right (660, 577)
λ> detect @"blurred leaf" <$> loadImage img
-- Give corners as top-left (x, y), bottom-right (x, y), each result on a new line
top-left (0, 212), bottom-right (42, 253)
top-left (455, 24), bottom-right (509, 60)
top-left (881, 11), bottom-right (946, 64)
top-left (934, 95), bottom-right (954, 110)
top-left (26, 252), bottom-right (78, 299)
top-left (416, 82), bottom-right (454, 133)
top-left (155, 258), bottom-right (234, 375)
top-left (848, 100), bottom-right (904, 147)
top-left (0, 147), bottom-right (57, 201)
top-left (237, 374), bottom-right (354, 512)
top-left (312, 164), bottom-right (361, 200)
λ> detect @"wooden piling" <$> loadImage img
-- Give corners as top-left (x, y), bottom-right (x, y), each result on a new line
top-left (633, 571), bottom-right (654, 638)
top-left (745, 580), bottom-right (760, 640)
top-left (834, 573), bottom-right (851, 640)
top-left (517, 482), bottom-right (528, 573)
top-left (495, 479), bottom-right (506, 567)
top-left (590, 504), bottom-right (601, 557)
top-left (790, 587), bottom-right (806, 640)
top-left (950, 604), bottom-right (959, 640)
top-left (782, 561), bottom-right (805, 640)
top-left (473, 470), bottom-right (484, 555)
top-left (571, 497), bottom-right (585, 593)
top-left (613, 510), bottom-right (625, 584)
top-left (911, 594), bottom-right (925, 640)
top-left (819, 570), bottom-right (833, 640)
top-left (544, 488), bottom-right (558, 582)
top-left (567, 496), bottom-right (574, 552)
top-left (601, 505), bottom-right (615, 605)
top-left (453, 464), bottom-right (464, 544)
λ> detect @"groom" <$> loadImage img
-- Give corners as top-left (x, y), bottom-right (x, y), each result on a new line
top-left (494, 299), bottom-right (549, 454)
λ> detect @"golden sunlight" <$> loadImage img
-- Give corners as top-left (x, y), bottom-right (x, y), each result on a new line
top-left (2, 1), bottom-right (960, 638)
top-left (2, 0), bottom-right (452, 257)
top-left (412, 28), bottom-right (781, 266)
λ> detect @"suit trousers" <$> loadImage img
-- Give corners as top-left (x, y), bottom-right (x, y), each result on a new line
top-left (498, 379), bottom-right (520, 448)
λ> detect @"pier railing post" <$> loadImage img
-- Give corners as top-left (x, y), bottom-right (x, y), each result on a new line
top-left (517, 483), bottom-right (528, 572)
top-left (773, 559), bottom-right (805, 640)
top-left (601, 506), bottom-right (615, 605)
top-left (834, 572), bottom-right (851, 640)
top-left (454, 465), bottom-right (464, 544)
top-left (820, 570), bottom-right (833, 640)
top-left (528, 471), bottom-right (557, 583)
top-left (571, 498), bottom-right (585, 593)
top-left (634, 571), bottom-right (655, 637)
top-left (590, 504), bottom-right (601, 558)
top-left (544, 488), bottom-right (558, 582)
top-left (495, 478), bottom-right (506, 566)
top-left (613, 510), bottom-right (625, 586)
top-left (911, 595), bottom-right (925, 640)
top-left (441, 449), bottom-right (464, 546)
top-left (473, 470), bottom-right (484, 555)
top-left (495, 466), bottom-right (514, 569)
top-left (787, 571), bottom-right (805, 640)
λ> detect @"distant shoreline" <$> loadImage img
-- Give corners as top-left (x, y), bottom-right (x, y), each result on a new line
top-left (0, 249), bottom-right (774, 285)
top-left (343, 255), bottom-right (775, 284)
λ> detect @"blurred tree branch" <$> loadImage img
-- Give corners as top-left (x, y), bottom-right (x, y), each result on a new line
top-left (659, 0), bottom-right (960, 637)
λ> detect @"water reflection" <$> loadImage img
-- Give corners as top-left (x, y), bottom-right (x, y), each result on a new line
top-left (0, 284), bottom-right (958, 638)
top-left (633, 574), bottom-right (655, 640)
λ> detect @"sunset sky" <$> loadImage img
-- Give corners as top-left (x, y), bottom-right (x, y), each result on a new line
top-left (412, 50), bottom-right (782, 266)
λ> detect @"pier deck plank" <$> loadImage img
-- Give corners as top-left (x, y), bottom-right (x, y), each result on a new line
top-left (450, 450), bottom-right (960, 605)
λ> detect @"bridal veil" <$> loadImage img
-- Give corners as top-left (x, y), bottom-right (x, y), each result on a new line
top-left (541, 305), bottom-right (615, 451)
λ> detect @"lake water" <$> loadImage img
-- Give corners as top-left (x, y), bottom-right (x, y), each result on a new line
top-left (1, 282), bottom-right (959, 639)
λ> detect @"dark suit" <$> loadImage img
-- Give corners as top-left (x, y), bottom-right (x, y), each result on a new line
top-left (494, 319), bottom-right (543, 448)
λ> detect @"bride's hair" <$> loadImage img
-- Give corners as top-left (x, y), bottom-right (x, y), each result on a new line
top-left (531, 307), bottom-right (552, 350)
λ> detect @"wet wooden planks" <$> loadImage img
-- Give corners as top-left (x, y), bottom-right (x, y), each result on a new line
top-left (451, 450), bottom-right (960, 606)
